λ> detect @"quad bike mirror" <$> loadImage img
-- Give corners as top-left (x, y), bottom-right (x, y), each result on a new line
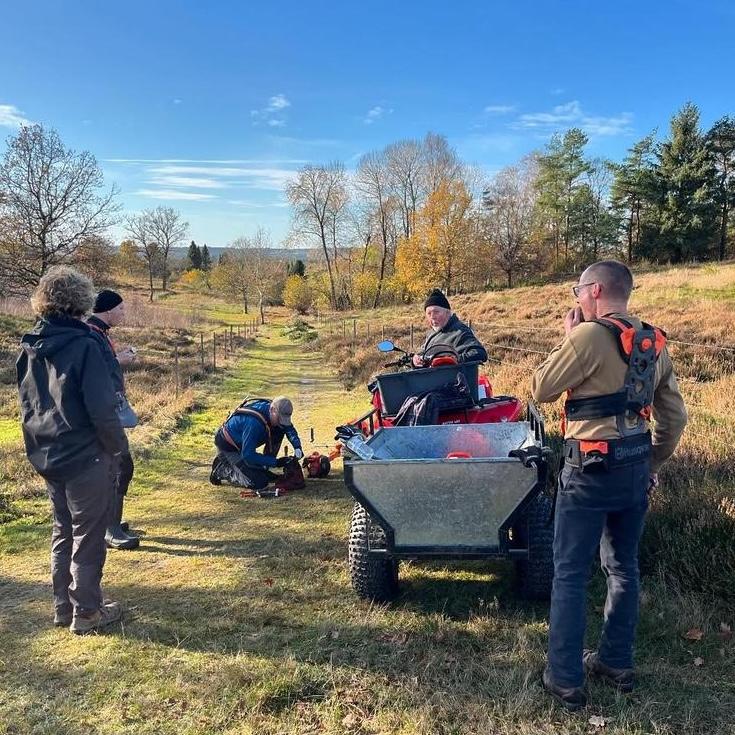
top-left (377, 340), bottom-right (396, 353)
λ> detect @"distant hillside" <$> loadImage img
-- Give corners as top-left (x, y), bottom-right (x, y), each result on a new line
top-left (171, 246), bottom-right (314, 262)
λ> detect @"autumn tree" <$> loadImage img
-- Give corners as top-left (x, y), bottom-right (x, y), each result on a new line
top-left (147, 206), bottom-right (188, 291)
top-left (283, 274), bottom-right (313, 314)
top-left (483, 159), bottom-right (537, 288)
top-left (0, 124), bottom-right (118, 296)
top-left (286, 163), bottom-right (348, 309)
top-left (124, 212), bottom-right (159, 301)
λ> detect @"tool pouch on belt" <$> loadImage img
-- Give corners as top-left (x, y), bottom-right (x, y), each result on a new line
top-left (564, 433), bottom-right (651, 472)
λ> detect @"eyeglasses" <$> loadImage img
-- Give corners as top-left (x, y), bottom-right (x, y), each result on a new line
top-left (571, 282), bottom-right (597, 298)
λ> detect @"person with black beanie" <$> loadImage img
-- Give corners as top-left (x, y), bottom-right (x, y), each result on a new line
top-left (87, 290), bottom-right (141, 550)
top-left (412, 288), bottom-right (488, 367)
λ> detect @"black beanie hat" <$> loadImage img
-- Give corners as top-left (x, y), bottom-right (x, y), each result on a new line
top-left (93, 289), bottom-right (123, 313)
top-left (423, 289), bottom-right (450, 311)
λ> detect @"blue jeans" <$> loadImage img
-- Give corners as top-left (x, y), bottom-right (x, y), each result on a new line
top-left (547, 459), bottom-right (649, 688)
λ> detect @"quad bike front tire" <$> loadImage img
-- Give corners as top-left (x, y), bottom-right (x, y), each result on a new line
top-left (348, 502), bottom-right (399, 602)
top-left (514, 493), bottom-right (554, 600)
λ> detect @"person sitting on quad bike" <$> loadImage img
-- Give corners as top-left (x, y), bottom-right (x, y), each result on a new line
top-left (412, 289), bottom-right (488, 368)
top-left (210, 396), bottom-right (304, 492)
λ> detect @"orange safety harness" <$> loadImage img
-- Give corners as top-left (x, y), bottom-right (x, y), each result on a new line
top-left (562, 316), bottom-right (666, 468)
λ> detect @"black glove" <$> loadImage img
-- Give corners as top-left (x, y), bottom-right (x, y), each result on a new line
top-left (276, 456), bottom-right (295, 468)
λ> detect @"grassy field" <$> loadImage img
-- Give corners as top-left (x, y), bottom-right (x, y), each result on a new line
top-left (0, 272), bottom-right (734, 734)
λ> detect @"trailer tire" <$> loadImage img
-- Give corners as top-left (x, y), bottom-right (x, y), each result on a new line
top-left (348, 502), bottom-right (399, 602)
top-left (514, 493), bottom-right (554, 600)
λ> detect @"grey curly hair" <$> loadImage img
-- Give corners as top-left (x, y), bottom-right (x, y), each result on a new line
top-left (30, 266), bottom-right (95, 318)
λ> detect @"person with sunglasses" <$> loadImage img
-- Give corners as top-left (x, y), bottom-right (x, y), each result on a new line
top-left (531, 260), bottom-right (687, 710)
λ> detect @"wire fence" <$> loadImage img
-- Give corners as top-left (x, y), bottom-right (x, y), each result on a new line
top-left (312, 310), bottom-right (735, 364)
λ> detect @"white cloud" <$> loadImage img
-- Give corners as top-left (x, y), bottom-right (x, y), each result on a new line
top-left (148, 175), bottom-right (224, 189)
top-left (145, 164), bottom-right (298, 192)
top-left (484, 105), bottom-right (516, 115)
top-left (364, 105), bottom-right (393, 125)
top-left (173, 98), bottom-right (183, 105)
top-left (0, 104), bottom-right (33, 128)
top-left (267, 94), bottom-right (290, 112)
top-left (135, 189), bottom-right (217, 201)
top-left (251, 93), bottom-right (291, 127)
top-left (514, 100), bottom-right (633, 137)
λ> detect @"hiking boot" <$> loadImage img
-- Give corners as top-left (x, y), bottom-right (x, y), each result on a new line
top-left (542, 669), bottom-right (587, 712)
top-left (583, 650), bottom-right (635, 693)
top-left (53, 606), bottom-right (73, 627)
top-left (70, 601), bottom-right (123, 635)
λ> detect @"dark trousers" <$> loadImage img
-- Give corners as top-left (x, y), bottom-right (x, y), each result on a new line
top-left (548, 459), bottom-right (649, 688)
top-left (117, 452), bottom-right (134, 496)
top-left (213, 430), bottom-right (279, 490)
top-left (46, 454), bottom-right (115, 616)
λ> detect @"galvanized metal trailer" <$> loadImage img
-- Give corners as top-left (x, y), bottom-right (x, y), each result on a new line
top-left (344, 405), bottom-right (554, 601)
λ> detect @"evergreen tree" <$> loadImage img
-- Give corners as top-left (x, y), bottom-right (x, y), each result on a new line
top-left (610, 133), bottom-right (659, 262)
top-left (287, 259), bottom-right (306, 277)
top-left (656, 103), bottom-right (717, 262)
top-left (201, 243), bottom-right (212, 271)
top-left (706, 116), bottom-right (735, 261)
top-left (534, 128), bottom-right (590, 268)
top-left (187, 240), bottom-right (202, 269)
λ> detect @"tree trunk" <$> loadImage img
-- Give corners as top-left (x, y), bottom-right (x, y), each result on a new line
top-left (242, 292), bottom-right (248, 314)
top-left (720, 199), bottom-right (729, 261)
top-left (148, 265), bottom-right (154, 302)
top-left (259, 296), bottom-right (265, 325)
top-left (627, 206), bottom-right (634, 263)
top-left (319, 223), bottom-right (338, 309)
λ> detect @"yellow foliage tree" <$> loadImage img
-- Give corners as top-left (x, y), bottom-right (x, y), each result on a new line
top-left (282, 275), bottom-right (313, 314)
top-left (394, 181), bottom-right (479, 298)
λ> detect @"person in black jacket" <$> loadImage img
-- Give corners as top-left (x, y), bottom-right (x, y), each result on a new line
top-left (87, 289), bottom-right (140, 550)
top-left (411, 289), bottom-right (488, 367)
top-left (17, 266), bottom-right (128, 635)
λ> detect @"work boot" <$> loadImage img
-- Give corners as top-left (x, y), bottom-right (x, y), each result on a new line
top-left (583, 650), bottom-right (635, 693)
top-left (209, 456), bottom-right (223, 485)
top-left (105, 493), bottom-right (140, 550)
top-left (70, 601), bottom-right (123, 635)
top-left (53, 605), bottom-right (73, 628)
top-left (542, 669), bottom-right (588, 712)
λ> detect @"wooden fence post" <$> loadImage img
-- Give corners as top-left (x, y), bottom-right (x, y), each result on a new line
top-left (213, 333), bottom-right (217, 370)
top-left (174, 344), bottom-right (180, 398)
top-left (200, 332), bottom-right (204, 369)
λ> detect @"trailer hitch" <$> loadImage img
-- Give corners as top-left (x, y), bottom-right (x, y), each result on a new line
top-left (508, 445), bottom-right (553, 468)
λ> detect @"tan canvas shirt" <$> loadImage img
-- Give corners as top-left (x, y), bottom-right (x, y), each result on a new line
top-left (531, 313), bottom-right (687, 473)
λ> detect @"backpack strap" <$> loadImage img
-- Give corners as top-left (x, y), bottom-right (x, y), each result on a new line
top-left (563, 317), bottom-right (666, 437)
top-left (222, 399), bottom-right (272, 453)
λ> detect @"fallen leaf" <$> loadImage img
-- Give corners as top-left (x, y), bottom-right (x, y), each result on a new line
top-left (589, 714), bottom-right (607, 728)
top-left (693, 657), bottom-right (704, 667)
top-left (718, 622), bottom-right (732, 642)
top-left (263, 578), bottom-right (274, 587)
top-left (341, 712), bottom-right (359, 728)
top-left (683, 628), bottom-right (704, 641)
top-left (378, 632), bottom-right (408, 645)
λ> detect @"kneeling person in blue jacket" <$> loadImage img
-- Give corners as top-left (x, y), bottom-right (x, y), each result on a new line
top-left (210, 396), bottom-right (303, 489)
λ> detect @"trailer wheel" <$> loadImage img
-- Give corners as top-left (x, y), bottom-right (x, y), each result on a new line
top-left (348, 502), bottom-right (399, 602)
top-left (514, 493), bottom-right (554, 600)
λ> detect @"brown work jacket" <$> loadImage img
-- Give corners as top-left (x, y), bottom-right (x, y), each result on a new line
top-left (531, 312), bottom-right (687, 473)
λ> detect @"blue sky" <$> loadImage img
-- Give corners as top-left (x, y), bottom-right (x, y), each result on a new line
top-left (1, 1), bottom-right (732, 247)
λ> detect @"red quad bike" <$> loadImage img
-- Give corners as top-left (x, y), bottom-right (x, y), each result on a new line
top-left (351, 339), bottom-right (524, 435)
top-left (341, 339), bottom-right (554, 603)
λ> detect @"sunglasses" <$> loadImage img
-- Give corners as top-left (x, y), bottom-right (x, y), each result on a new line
top-left (571, 282), bottom-right (597, 298)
